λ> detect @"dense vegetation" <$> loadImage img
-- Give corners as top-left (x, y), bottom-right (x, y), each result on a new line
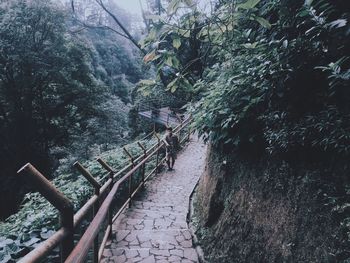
top-left (0, 0), bottom-right (145, 219)
top-left (194, 0), bottom-right (350, 159)
top-left (141, 0), bottom-right (350, 159)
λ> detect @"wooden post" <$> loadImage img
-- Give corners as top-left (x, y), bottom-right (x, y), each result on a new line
top-left (73, 162), bottom-right (101, 263)
top-left (137, 142), bottom-right (147, 185)
top-left (96, 158), bottom-right (115, 174)
top-left (178, 120), bottom-right (183, 142)
top-left (96, 158), bottom-right (114, 238)
top-left (73, 162), bottom-right (101, 195)
top-left (123, 147), bottom-right (135, 207)
top-left (107, 170), bottom-right (113, 237)
top-left (17, 163), bottom-right (74, 262)
top-left (154, 132), bottom-right (161, 175)
top-left (187, 127), bottom-right (191, 142)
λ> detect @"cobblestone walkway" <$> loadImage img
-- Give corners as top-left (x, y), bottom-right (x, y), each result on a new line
top-left (102, 136), bottom-right (207, 263)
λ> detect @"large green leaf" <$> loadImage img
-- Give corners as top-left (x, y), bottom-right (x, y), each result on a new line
top-left (242, 42), bottom-right (258, 49)
top-left (166, 78), bottom-right (178, 92)
top-left (138, 79), bottom-right (156, 86)
top-left (173, 38), bottom-right (182, 49)
top-left (237, 0), bottom-right (261, 10)
top-left (172, 57), bottom-right (180, 69)
top-left (143, 50), bottom-right (160, 63)
top-left (165, 56), bottom-right (174, 67)
top-left (254, 16), bottom-right (271, 29)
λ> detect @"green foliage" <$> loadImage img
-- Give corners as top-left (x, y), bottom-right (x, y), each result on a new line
top-left (0, 0), bottom-right (105, 217)
top-left (190, 0), bottom-right (350, 159)
top-left (0, 0), bottom-right (146, 219)
top-left (142, 0), bottom-right (350, 157)
top-left (86, 28), bottom-right (145, 102)
top-left (0, 134), bottom-right (161, 262)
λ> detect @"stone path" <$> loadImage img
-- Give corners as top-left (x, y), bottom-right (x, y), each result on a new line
top-left (102, 136), bottom-right (207, 263)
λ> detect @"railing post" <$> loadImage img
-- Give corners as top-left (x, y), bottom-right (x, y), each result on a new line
top-left (187, 126), bottom-right (191, 142)
top-left (96, 158), bottom-right (114, 237)
top-left (154, 132), bottom-right (161, 175)
top-left (177, 120), bottom-right (183, 142)
top-left (137, 142), bottom-right (147, 185)
top-left (123, 147), bottom-right (135, 207)
top-left (73, 162), bottom-right (101, 263)
top-left (96, 158), bottom-right (115, 175)
top-left (17, 163), bottom-right (74, 262)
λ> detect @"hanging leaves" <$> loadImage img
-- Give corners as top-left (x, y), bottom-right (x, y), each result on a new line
top-left (143, 50), bottom-right (161, 63)
top-left (167, 78), bottom-right (178, 92)
top-left (253, 16), bottom-right (272, 29)
top-left (237, 0), bottom-right (261, 10)
top-left (242, 42), bottom-right (258, 49)
top-left (173, 38), bottom-right (182, 49)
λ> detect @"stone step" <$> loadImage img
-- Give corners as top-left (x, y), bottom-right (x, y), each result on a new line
top-left (136, 183), bottom-right (195, 196)
top-left (132, 194), bottom-right (189, 207)
top-left (118, 208), bottom-right (187, 222)
top-left (132, 201), bottom-right (188, 214)
top-left (136, 180), bottom-right (195, 194)
top-left (101, 247), bottom-right (199, 263)
top-left (110, 229), bottom-right (194, 250)
top-left (114, 217), bottom-right (188, 231)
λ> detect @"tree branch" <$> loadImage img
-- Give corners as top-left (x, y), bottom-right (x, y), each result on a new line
top-left (94, 0), bottom-right (146, 54)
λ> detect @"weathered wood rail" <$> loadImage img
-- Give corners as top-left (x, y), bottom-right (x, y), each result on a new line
top-left (137, 99), bottom-right (184, 126)
top-left (16, 117), bottom-right (192, 263)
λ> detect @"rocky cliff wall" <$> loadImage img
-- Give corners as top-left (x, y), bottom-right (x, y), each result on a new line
top-left (193, 144), bottom-right (350, 263)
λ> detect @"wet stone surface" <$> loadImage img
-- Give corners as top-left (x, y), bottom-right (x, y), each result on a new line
top-left (102, 136), bottom-right (206, 263)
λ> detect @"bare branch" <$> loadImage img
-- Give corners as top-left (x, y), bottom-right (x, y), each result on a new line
top-left (94, 0), bottom-right (146, 54)
top-left (70, 0), bottom-right (145, 53)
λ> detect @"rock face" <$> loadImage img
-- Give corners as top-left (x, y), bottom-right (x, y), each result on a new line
top-left (196, 144), bottom-right (225, 228)
top-left (194, 144), bottom-right (349, 263)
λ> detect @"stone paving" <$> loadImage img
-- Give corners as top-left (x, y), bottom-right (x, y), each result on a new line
top-left (102, 136), bottom-right (207, 263)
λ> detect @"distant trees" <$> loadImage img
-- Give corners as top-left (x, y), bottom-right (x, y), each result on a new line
top-left (84, 28), bottom-right (144, 103)
top-left (70, 0), bottom-right (145, 53)
top-left (0, 0), bottom-right (105, 217)
top-left (0, 0), bottom-right (145, 219)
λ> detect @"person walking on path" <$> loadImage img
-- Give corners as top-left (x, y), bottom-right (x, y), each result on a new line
top-left (163, 127), bottom-right (178, 171)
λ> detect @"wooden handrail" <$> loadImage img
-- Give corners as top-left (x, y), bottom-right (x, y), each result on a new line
top-left (73, 162), bottom-right (101, 193)
top-left (15, 116), bottom-right (192, 263)
top-left (17, 164), bottom-right (74, 262)
top-left (65, 117), bottom-right (191, 263)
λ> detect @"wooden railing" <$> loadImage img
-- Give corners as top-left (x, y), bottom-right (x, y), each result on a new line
top-left (16, 117), bottom-right (192, 263)
top-left (137, 100), bottom-right (184, 126)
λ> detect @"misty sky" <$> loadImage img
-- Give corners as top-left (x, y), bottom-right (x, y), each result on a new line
top-left (115, 0), bottom-right (209, 17)
top-left (116, 0), bottom-right (142, 16)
